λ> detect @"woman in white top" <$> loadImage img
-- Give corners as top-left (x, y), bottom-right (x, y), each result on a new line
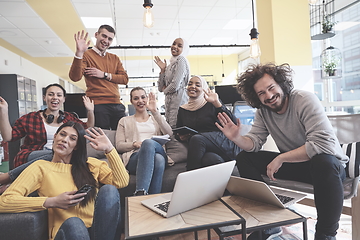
top-left (154, 38), bottom-right (190, 128)
top-left (116, 87), bottom-right (174, 195)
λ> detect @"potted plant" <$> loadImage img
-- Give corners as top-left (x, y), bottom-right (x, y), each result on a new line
top-left (323, 56), bottom-right (340, 76)
top-left (322, 15), bottom-right (337, 34)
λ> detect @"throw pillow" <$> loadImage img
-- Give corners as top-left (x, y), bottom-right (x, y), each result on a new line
top-left (341, 142), bottom-right (360, 178)
top-left (165, 135), bottom-right (188, 163)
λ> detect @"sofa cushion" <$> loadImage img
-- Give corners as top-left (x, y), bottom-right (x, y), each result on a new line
top-left (341, 142), bottom-right (360, 178)
top-left (165, 136), bottom-right (188, 163)
top-left (0, 210), bottom-right (48, 240)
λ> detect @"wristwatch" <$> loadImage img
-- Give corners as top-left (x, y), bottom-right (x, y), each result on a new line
top-left (103, 72), bottom-right (108, 79)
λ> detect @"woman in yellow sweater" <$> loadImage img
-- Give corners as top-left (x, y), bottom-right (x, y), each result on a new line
top-left (0, 121), bottom-right (129, 240)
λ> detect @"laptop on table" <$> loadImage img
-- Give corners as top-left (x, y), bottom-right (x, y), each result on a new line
top-left (226, 176), bottom-right (307, 208)
top-left (141, 161), bottom-right (236, 218)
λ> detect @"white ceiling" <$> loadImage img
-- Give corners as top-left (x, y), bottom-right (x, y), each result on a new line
top-left (0, 0), bottom-right (253, 85)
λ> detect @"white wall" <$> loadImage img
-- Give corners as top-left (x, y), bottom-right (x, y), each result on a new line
top-left (291, 65), bottom-right (314, 93)
top-left (0, 46), bottom-right (71, 109)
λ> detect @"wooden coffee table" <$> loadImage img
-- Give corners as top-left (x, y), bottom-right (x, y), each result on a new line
top-left (214, 195), bottom-right (308, 240)
top-left (124, 194), bottom-right (246, 240)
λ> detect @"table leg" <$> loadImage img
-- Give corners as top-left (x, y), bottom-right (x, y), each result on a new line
top-left (207, 229), bottom-right (211, 240)
top-left (242, 222), bottom-right (246, 240)
top-left (303, 219), bottom-right (308, 240)
top-left (194, 231), bottom-right (198, 240)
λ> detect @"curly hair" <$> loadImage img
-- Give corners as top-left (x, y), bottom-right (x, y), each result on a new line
top-left (236, 63), bottom-right (294, 108)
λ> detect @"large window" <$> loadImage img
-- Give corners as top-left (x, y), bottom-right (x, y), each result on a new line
top-left (312, 1), bottom-right (360, 114)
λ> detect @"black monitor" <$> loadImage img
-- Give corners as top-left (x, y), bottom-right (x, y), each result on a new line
top-left (215, 84), bottom-right (243, 105)
top-left (64, 93), bottom-right (87, 118)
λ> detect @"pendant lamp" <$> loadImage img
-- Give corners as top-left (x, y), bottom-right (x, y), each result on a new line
top-left (249, 0), bottom-right (261, 59)
top-left (143, 0), bottom-right (154, 28)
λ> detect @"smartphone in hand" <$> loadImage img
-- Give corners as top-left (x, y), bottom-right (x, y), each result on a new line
top-left (74, 184), bottom-right (94, 199)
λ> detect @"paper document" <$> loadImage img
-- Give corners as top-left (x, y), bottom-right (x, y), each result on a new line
top-left (151, 134), bottom-right (171, 146)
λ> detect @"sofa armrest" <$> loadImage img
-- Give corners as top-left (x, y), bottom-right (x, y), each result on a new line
top-left (0, 210), bottom-right (48, 240)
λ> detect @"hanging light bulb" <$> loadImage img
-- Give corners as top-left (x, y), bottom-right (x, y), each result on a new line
top-left (143, 0), bottom-right (154, 28)
top-left (309, 0), bottom-right (318, 4)
top-left (249, 28), bottom-right (261, 58)
top-left (249, 0), bottom-right (261, 59)
top-left (152, 82), bottom-right (157, 93)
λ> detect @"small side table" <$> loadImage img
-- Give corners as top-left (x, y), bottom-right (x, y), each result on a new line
top-left (214, 196), bottom-right (308, 240)
top-left (125, 194), bottom-right (246, 240)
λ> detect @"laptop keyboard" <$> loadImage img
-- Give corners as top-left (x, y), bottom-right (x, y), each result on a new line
top-left (154, 201), bottom-right (170, 212)
top-left (275, 194), bottom-right (295, 204)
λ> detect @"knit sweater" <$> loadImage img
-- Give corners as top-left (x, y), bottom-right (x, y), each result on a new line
top-left (246, 90), bottom-right (348, 167)
top-left (0, 148), bottom-right (129, 240)
top-left (69, 49), bottom-right (129, 105)
top-left (115, 111), bottom-right (174, 166)
top-left (176, 102), bottom-right (236, 133)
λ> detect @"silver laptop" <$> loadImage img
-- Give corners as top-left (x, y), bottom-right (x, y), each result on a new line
top-left (141, 161), bottom-right (236, 218)
top-left (227, 176), bottom-right (307, 208)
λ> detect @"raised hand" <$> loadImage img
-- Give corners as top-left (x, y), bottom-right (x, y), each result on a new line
top-left (43, 191), bottom-right (85, 209)
top-left (154, 56), bottom-right (166, 73)
top-left (215, 112), bottom-right (242, 142)
top-left (0, 96), bottom-right (12, 141)
top-left (203, 89), bottom-right (221, 108)
top-left (82, 96), bottom-right (94, 112)
top-left (74, 30), bottom-right (91, 58)
top-left (84, 127), bottom-right (114, 153)
top-left (146, 92), bottom-right (157, 113)
top-left (0, 96), bottom-right (8, 114)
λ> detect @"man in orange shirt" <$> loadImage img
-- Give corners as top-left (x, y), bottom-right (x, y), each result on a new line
top-left (69, 25), bottom-right (129, 130)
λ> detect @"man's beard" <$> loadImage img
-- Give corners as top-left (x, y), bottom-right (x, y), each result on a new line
top-left (262, 93), bottom-right (287, 113)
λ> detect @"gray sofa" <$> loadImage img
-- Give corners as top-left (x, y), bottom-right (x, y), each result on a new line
top-left (0, 130), bottom-right (189, 240)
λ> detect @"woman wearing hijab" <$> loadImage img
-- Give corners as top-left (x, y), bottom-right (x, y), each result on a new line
top-left (175, 76), bottom-right (242, 171)
top-left (154, 38), bottom-right (190, 128)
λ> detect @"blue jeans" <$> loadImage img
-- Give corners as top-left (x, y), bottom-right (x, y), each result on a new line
top-left (8, 150), bottom-right (53, 181)
top-left (127, 139), bottom-right (167, 194)
top-left (54, 185), bottom-right (121, 240)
